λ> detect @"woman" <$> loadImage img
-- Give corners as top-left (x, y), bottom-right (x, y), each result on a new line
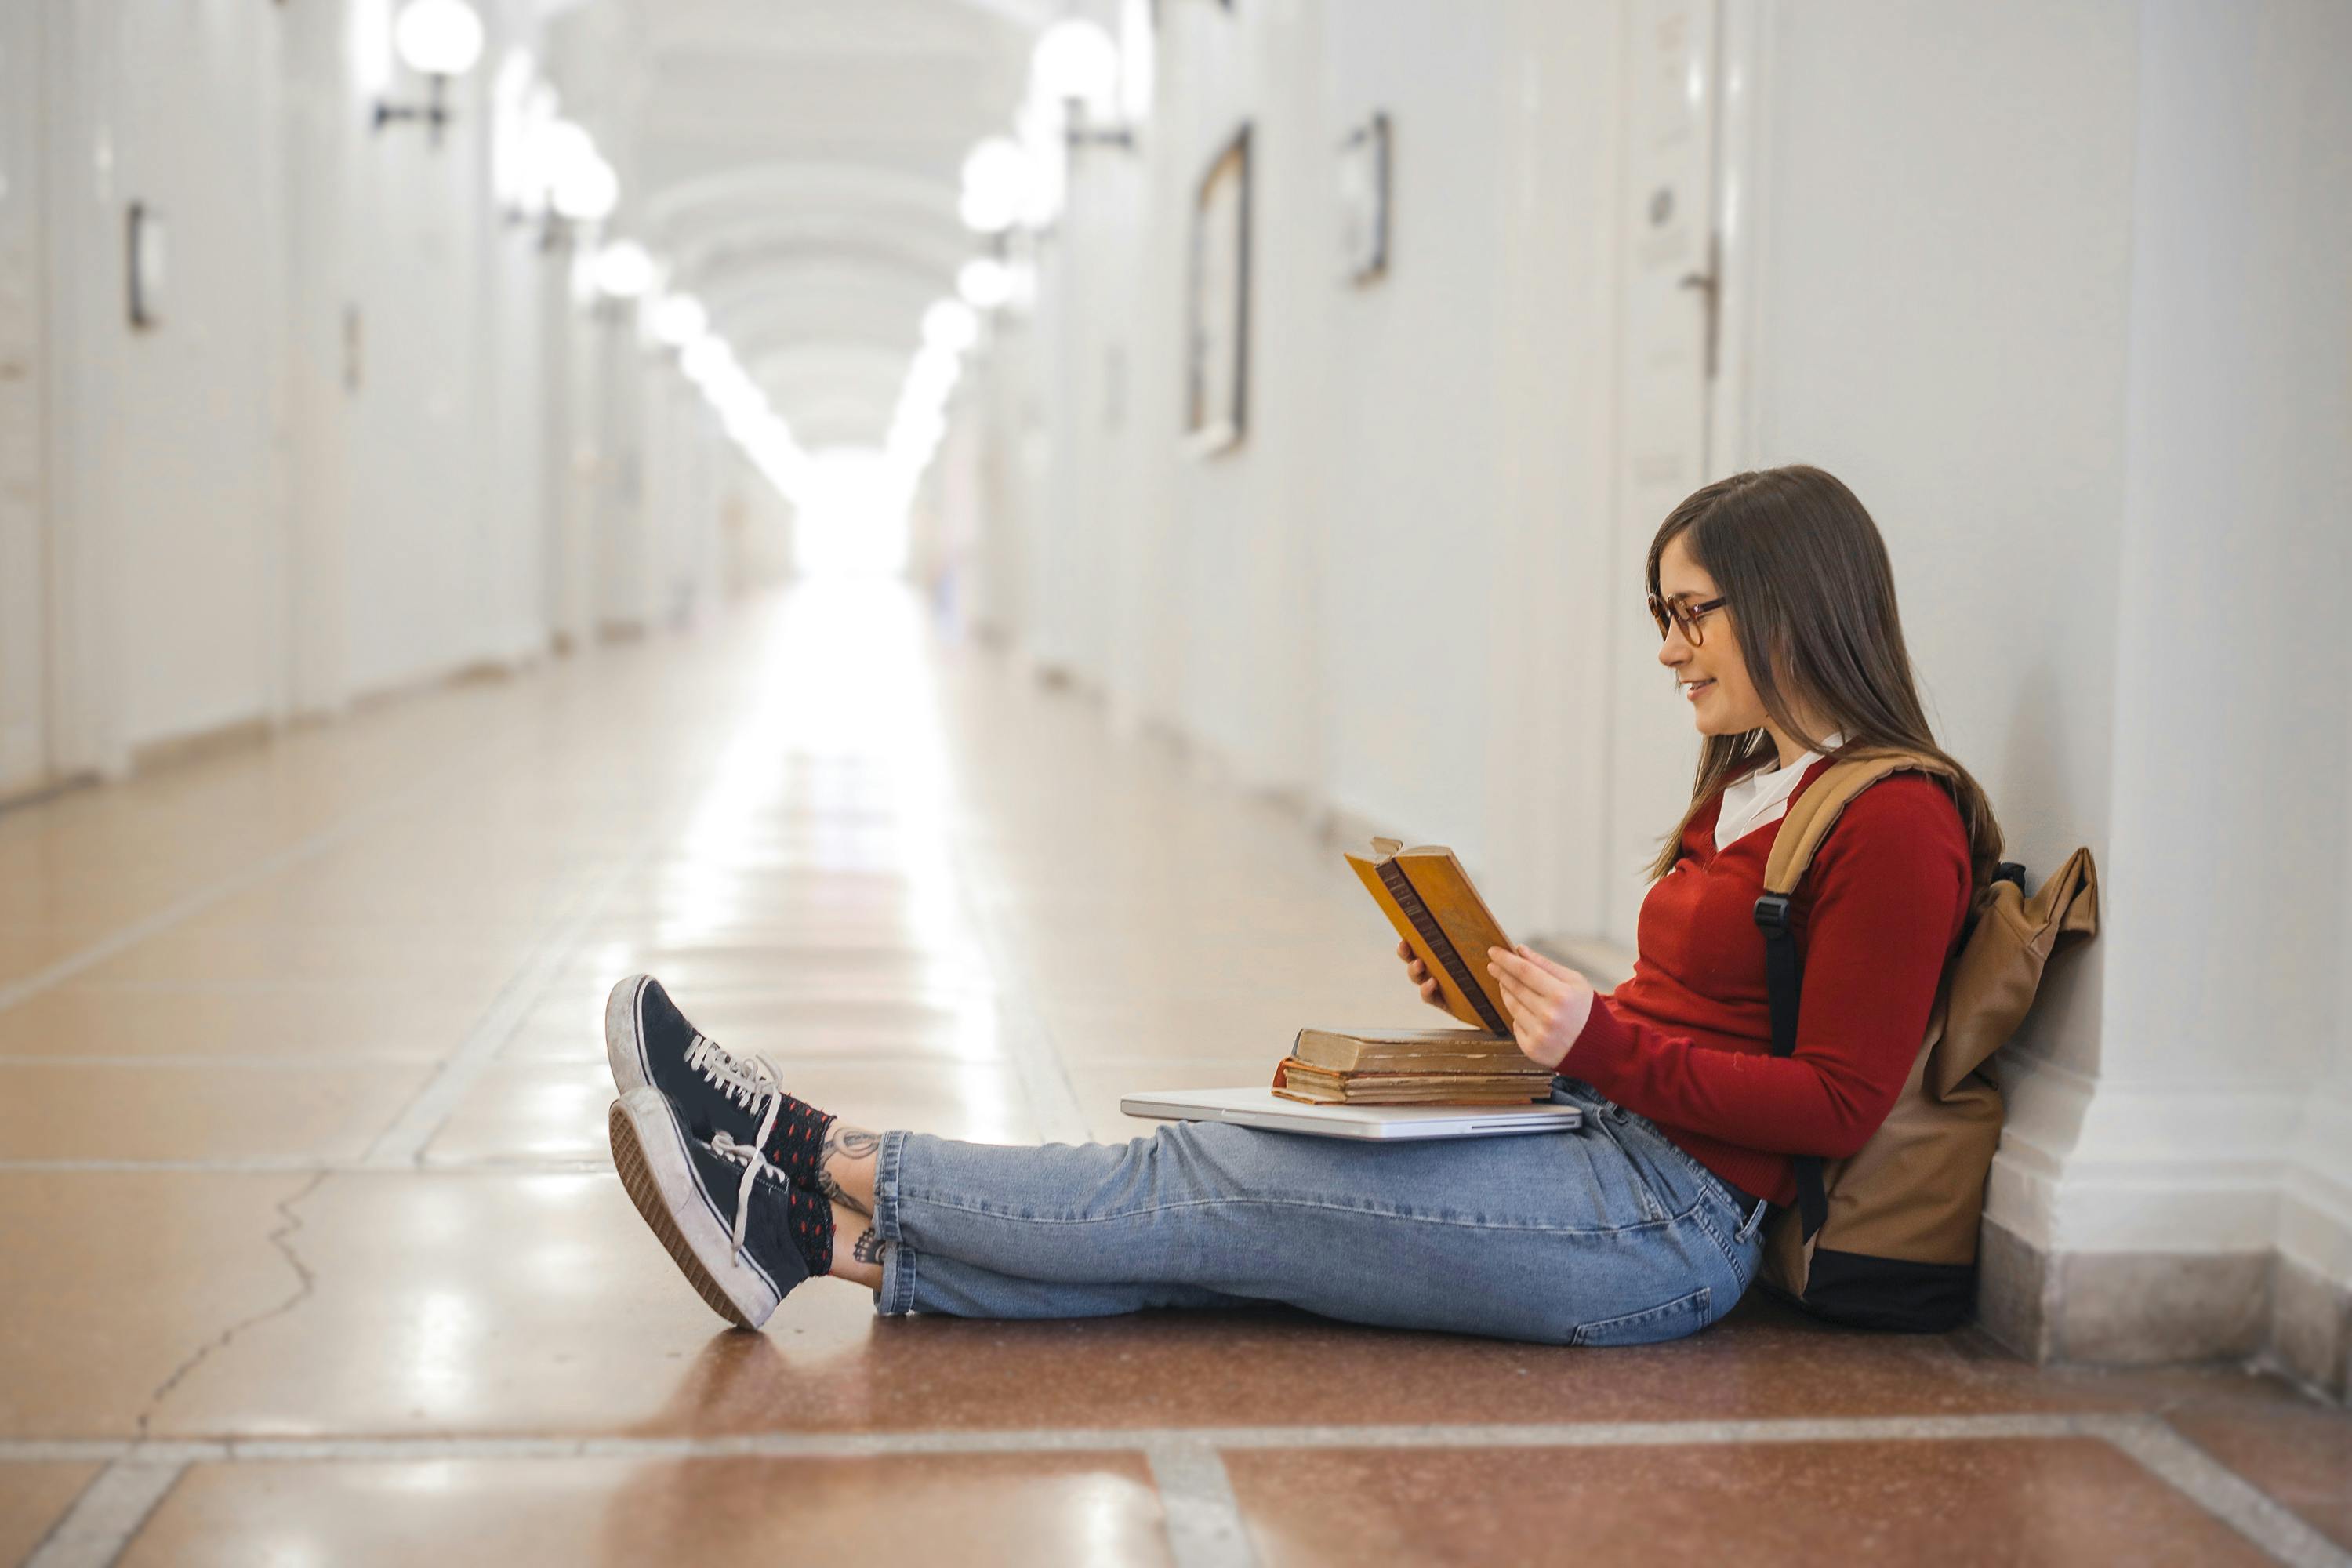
top-left (604, 464), bottom-right (2000, 1345)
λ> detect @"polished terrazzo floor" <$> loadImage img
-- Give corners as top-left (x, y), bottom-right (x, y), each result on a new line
top-left (2, 582), bottom-right (2347, 1567)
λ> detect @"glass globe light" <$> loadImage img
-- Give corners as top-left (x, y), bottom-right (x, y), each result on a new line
top-left (394, 0), bottom-right (486, 79)
top-left (1031, 19), bottom-right (1119, 120)
top-left (959, 137), bottom-right (1031, 235)
top-left (956, 257), bottom-right (1012, 310)
top-left (922, 299), bottom-right (979, 356)
top-left (651, 294), bottom-right (707, 347)
top-left (592, 240), bottom-right (655, 299)
top-left (551, 147), bottom-right (619, 223)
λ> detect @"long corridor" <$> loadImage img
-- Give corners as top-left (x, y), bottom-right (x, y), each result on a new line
top-left (0, 584), bottom-right (2344, 1566)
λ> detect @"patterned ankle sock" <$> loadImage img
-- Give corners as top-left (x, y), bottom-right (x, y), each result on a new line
top-left (758, 1091), bottom-right (837, 1190)
top-left (782, 1179), bottom-right (834, 1276)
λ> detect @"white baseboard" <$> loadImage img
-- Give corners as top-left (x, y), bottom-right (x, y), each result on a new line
top-left (1989, 1051), bottom-right (2347, 1277)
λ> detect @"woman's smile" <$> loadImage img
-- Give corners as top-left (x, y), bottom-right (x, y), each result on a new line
top-left (1681, 677), bottom-right (1717, 702)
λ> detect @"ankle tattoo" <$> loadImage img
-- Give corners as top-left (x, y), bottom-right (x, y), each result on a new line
top-left (816, 1123), bottom-right (880, 1214)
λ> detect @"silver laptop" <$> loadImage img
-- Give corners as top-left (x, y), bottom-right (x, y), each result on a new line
top-left (1120, 1085), bottom-right (1583, 1141)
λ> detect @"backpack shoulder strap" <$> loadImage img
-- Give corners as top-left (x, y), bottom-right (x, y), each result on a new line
top-left (1750, 748), bottom-right (1955, 1241)
top-left (1760, 749), bottom-right (1958, 897)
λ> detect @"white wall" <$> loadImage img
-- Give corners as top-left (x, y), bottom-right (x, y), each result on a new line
top-left (20, 0), bottom-right (746, 783)
top-left (995, 0), bottom-right (2352, 1305)
top-left (1016, 0), bottom-right (1624, 916)
top-left (1727, 2), bottom-right (2141, 1248)
top-left (28, 0), bottom-right (550, 764)
top-left (2076, 0), bottom-right (2352, 1269)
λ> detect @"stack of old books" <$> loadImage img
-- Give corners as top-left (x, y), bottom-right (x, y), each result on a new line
top-left (1272, 1026), bottom-right (1553, 1105)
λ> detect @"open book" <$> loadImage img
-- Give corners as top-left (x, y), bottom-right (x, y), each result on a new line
top-left (1343, 837), bottom-right (1516, 1037)
top-left (1258, 841), bottom-right (1547, 1106)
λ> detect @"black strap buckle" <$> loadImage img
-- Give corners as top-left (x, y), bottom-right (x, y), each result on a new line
top-left (1752, 893), bottom-right (1795, 933)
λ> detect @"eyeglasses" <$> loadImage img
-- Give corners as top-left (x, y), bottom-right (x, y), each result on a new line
top-left (1648, 592), bottom-right (1728, 645)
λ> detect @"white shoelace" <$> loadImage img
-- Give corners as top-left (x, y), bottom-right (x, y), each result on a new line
top-left (706, 1131), bottom-right (774, 1261)
top-left (684, 1035), bottom-right (787, 1261)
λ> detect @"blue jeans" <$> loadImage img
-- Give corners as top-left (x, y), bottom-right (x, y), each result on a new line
top-left (870, 1078), bottom-right (1769, 1345)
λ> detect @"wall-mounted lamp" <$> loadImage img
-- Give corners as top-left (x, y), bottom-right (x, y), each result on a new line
top-left (650, 294), bottom-right (708, 348)
top-left (956, 257), bottom-right (1013, 311)
top-left (1035, 21), bottom-right (1132, 154)
top-left (524, 118), bottom-right (619, 251)
top-left (591, 240), bottom-right (656, 300)
top-left (374, 0), bottom-right (486, 147)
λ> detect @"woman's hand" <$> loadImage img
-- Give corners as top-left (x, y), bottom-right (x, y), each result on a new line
top-left (1485, 945), bottom-right (1597, 1069)
top-left (1395, 938), bottom-right (1453, 1012)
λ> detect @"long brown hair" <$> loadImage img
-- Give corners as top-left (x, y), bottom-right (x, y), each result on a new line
top-left (1642, 465), bottom-right (2004, 891)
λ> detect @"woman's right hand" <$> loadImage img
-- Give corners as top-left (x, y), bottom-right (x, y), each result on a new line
top-left (1397, 937), bottom-right (1450, 1012)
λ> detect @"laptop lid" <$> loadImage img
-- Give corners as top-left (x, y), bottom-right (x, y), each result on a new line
top-left (1120, 1086), bottom-right (1583, 1141)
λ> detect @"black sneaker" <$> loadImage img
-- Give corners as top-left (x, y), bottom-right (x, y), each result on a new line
top-left (604, 975), bottom-right (835, 1184)
top-left (608, 1085), bottom-right (832, 1329)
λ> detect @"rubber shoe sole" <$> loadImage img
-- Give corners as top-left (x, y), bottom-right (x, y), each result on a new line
top-left (604, 974), bottom-right (656, 1101)
top-left (608, 1087), bottom-right (785, 1330)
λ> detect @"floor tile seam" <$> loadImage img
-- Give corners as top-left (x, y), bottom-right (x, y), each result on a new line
top-left (0, 742), bottom-right (509, 1020)
top-left (20, 1456), bottom-right (187, 1568)
top-left (0, 1157), bottom-right (613, 1173)
top-left (0, 1412), bottom-right (2151, 1465)
top-left (1143, 1437), bottom-right (1256, 1568)
top-left (358, 815), bottom-right (684, 1170)
top-left (2087, 1413), bottom-right (2352, 1568)
top-left (0, 1054), bottom-right (455, 1068)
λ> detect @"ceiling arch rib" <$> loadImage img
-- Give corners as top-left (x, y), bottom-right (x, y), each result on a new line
top-left (740, 338), bottom-right (925, 450)
top-left (685, 241), bottom-right (956, 312)
top-left (583, 0), bottom-right (1043, 468)
top-left (646, 164), bottom-right (976, 298)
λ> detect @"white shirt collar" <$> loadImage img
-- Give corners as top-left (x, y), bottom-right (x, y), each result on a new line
top-left (1712, 732), bottom-right (1847, 851)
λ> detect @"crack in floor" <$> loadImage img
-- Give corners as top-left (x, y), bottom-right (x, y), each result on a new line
top-left (134, 1171), bottom-right (329, 1438)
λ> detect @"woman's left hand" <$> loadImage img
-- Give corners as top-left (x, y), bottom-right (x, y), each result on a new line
top-left (1485, 945), bottom-right (1598, 1070)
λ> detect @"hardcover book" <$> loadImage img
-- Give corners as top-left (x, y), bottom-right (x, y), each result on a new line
top-left (1290, 1025), bottom-right (1526, 1073)
top-left (1343, 839), bottom-right (1516, 1037)
top-left (1272, 1025), bottom-right (1552, 1105)
top-left (1272, 1058), bottom-right (1552, 1105)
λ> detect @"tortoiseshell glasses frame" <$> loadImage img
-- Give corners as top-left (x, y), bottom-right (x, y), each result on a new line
top-left (1646, 592), bottom-right (1729, 645)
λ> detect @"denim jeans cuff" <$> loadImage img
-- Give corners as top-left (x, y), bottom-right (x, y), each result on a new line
top-left (873, 1128), bottom-right (909, 1241)
top-left (873, 1128), bottom-right (916, 1316)
top-left (876, 1237), bottom-right (917, 1316)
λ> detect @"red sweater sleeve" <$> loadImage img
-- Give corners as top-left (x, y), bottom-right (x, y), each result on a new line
top-left (1561, 779), bottom-right (1972, 1160)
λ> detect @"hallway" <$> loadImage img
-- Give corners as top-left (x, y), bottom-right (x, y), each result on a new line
top-left (0, 584), bottom-right (2344, 1566)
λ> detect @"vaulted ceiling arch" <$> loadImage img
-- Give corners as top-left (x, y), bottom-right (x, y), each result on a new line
top-left (553, 0), bottom-right (1039, 448)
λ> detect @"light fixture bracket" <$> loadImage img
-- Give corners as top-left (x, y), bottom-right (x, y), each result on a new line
top-left (374, 75), bottom-right (453, 146)
top-left (1062, 97), bottom-right (1136, 154)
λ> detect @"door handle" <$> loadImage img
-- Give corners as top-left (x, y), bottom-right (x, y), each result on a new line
top-left (1677, 232), bottom-right (1722, 381)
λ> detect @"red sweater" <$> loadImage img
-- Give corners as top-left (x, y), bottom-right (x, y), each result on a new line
top-left (1562, 760), bottom-right (1972, 1209)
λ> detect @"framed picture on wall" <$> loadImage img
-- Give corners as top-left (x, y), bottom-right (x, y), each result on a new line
top-left (1185, 123), bottom-right (1250, 454)
top-left (1338, 112), bottom-right (1390, 283)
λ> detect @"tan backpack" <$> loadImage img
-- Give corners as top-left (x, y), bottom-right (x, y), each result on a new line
top-left (1751, 750), bottom-right (2100, 1331)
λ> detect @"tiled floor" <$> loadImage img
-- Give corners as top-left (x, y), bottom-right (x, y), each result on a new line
top-left (1, 581), bottom-right (2345, 1567)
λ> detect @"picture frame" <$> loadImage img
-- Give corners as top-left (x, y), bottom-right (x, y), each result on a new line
top-left (1338, 111), bottom-right (1391, 284)
top-left (1184, 123), bottom-right (1250, 455)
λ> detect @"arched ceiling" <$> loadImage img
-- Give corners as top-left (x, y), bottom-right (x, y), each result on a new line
top-left (552, 0), bottom-right (1047, 448)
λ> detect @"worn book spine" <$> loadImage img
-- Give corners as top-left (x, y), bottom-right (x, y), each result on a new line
top-left (1374, 859), bottom-right (1512, 1036)
top-left (1273, 1058), bottom-right (1552, 1105)
top-left (1293, 1028), bottom-right (1526, 1073)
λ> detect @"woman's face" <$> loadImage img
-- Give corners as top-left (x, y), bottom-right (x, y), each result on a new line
top-left (1654, 534), bottom-right (1769, 739)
